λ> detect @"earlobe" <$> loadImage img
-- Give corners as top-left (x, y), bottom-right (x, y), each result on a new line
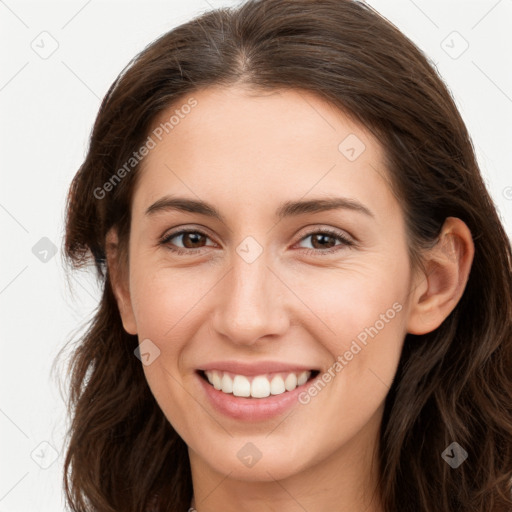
top-left (407, 217), bottom-right (474, 335)
top-left (105, 228), bottom-right (138, 335)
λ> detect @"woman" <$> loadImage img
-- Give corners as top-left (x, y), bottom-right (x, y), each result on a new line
top-left (60, 0), bottom-right (512, 511)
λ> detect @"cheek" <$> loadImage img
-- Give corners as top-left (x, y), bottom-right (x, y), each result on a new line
top-left (130, 267), bottom-right (206, 432)
top-left (128, 265), bottom-right (222, 422)
top-left (129, 265), bottom-right (215, 344)
top-left (299, 260), bottom-right (408, 347)
top-left (299, 260), bottom-right (408, 401)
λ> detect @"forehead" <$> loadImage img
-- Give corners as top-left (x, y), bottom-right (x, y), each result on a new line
top-left (133, 85), bottom-right (398, 223)
top-left (147, 85), bottom-right (378, 161)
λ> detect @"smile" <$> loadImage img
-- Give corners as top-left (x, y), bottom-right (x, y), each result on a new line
top-left (199, 369), bottom-right (319, 398)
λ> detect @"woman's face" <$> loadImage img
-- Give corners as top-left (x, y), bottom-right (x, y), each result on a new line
top-left (117, 86), bottom-right (418, 482)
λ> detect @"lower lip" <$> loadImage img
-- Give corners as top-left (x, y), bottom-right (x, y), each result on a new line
top-left (197, 373), bottom-right (314, 421)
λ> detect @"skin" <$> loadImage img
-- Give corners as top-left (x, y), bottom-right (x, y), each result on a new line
top-left (107, 86), bottom-right (474, 512)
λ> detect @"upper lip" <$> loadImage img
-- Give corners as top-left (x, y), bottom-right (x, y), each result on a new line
top-left (198, 360), bottom-right (318, 376)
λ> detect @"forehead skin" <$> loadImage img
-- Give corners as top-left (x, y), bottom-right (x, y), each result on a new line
top-left (132, 86), bottom-right (401, 240)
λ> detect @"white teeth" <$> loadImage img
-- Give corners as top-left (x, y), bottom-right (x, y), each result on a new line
top-left (270, 375), bottom-right (286, 395)
top-left (203, 370), bottom-right (312, 398)
top-left (297, 371), bottom-right (309, 386)
top-left (221, 373), bottom-right (233, 394)
top-left (212, 371), bottom-right (222, 390)
top-left (284, 373), bottom-right (298, 391)
top-left (251, 376), bottom-right (271, 398)
top-left (232, 375), bottom-right (251, 397)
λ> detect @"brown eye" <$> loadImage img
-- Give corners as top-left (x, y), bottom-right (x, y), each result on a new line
top-left (309, 233), bottom-right (338, 249)
top-left (297, 229), bottom-right (354, 255)
top-left (177, 232), bottom-right (208, 248)
top-left (161, 229), bottom-right (215, 254)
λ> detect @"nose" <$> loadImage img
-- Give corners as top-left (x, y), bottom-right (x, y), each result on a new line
top-left (211, 249), bottom-right (290, 347)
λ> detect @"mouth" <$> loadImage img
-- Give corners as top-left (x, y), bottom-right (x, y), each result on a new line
top-left (197, 369), bottom-right (320, 399)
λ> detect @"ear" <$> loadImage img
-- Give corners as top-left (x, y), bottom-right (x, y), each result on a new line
top-left (407, 217), bottom-right (475, 335)
top-left (105, 228), bottom-right (137, 335)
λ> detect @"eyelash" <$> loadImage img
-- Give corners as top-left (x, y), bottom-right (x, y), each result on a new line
top-left (159, 228), bottom-right (355, 256)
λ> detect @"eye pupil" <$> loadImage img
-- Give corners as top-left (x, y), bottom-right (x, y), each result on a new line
top-left (312, 233), bottom-right (336, 249)
top-left (183, 232), bottom-right (206, 248)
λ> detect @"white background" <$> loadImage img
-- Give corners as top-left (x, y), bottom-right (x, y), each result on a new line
top-left (1, 0), bottom-right (511, 510)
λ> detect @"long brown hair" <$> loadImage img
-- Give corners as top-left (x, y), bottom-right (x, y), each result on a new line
top-left (60, 1), bottom-right (512, 510)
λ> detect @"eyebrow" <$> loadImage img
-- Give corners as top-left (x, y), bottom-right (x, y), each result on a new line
top-left (145, 195), bottom-right (374, 221)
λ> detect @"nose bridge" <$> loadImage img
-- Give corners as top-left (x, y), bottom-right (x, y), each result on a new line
top-left (211, 246), bottom-right (289, 345)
